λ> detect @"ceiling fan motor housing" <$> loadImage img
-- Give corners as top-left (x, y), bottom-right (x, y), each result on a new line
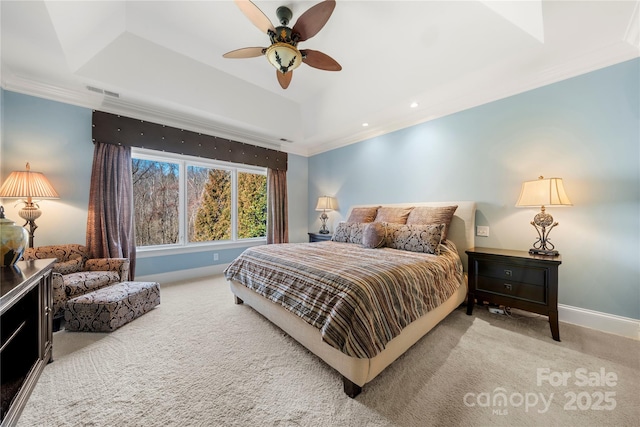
top-left (276, 6), bottom-right (293, 26)
top-left (270, 26), bottom-right (298, 45)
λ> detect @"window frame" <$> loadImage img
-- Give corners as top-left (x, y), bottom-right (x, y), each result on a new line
top-left (132, 148), bottom-right (267, 257)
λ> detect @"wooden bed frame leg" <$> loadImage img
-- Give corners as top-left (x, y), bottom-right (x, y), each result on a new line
top-left (343, 377), bottom-right (362, 398)
top-left (234, 295), bottom-right (244, 305)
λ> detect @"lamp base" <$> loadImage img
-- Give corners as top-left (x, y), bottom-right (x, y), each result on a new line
top-left (529, 248), bottom-right (559, 257)
top-left (318, 230), bottom-right (330, 234)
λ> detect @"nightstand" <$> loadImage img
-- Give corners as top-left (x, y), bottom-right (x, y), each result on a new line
top-left (465, 247), bottom-right (562, 341)
top-left (308, 232), bottom-right (332, 242)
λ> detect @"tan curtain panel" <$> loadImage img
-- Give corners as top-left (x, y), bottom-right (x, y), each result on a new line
top-left (267, 168), bottom-right (288, 244)
top-left (86, 142), bottom-right (137, 278)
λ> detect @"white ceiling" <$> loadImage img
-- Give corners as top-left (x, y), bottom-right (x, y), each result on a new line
top-left (1, 1), bottom-right (638, 156)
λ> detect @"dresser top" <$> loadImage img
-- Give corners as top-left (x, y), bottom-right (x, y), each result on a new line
top-left (1, 259), bottom-right (55, 312)
top-left (466, 247), bottom-right (562, 264)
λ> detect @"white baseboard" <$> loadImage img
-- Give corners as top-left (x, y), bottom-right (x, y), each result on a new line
top-left (136, 264), bottom-right (230, 285)
top-left (137, 266), bottom-right (640, 341)
top-left (559, 304), bottom-right (640, 341)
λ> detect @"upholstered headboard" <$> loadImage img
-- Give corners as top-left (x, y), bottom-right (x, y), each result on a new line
top-left (345, 201), bottom-right (476, 272)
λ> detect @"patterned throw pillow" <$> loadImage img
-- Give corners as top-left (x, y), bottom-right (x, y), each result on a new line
top-left (331, 222), bottom-right (365, 244)
top-left (362, 222), bottom-right (386, 249)
top-left (374, 207), bottom-right (414, 224)
top-left (406, 205), bottom-right (458, 240)
top-left (346, 206), bottom-right (380, 223)
top-left (384, 223), bottom-right (445, 255)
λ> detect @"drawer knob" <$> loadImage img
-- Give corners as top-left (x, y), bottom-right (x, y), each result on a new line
top-left (504, 283), bottom-right (513, 291)
top-left (504, 269), bottom-right (513, 277)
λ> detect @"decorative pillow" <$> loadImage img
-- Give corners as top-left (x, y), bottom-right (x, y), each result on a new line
top-left (331, 222), bottom-right (365, 244)
top-left (347, 206), bottom-right (380, 223)
top-left (52, 258), bottom-right (84, 275)
top-left (384, 223), bottom-right (445, 255)
top-left (362, 222), bottom-right (386, 249)
top-left (406, 205), bottom-right (458, 240)
top-left (348, 223), bottom-right (365, 245)
top-left (332, 222), bottom-right (350, 243)
top-left (374, 207), bottom-right (414, 224)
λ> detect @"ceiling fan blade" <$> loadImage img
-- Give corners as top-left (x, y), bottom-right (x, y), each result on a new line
top-left (301, 49), bottom-right (342, 71)
top-left (277, 70), bottom-right (292, 89)
top-left (223, 47), bottom-right (266, 58)
top-left (234, 0), bottom-right (275, 35)
top-left (292, 0), bottom-right (336, 42)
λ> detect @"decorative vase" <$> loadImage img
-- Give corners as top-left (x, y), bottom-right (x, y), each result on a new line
top-left (0, 206), bottom-right (29, 267)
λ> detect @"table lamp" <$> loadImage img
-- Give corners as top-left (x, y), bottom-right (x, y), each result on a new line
top-left (515, 176), bottom-right (572, 256)
top-left (0, 163), bottom-right (59, 248)
top-left (315, 196), bottom-right (336, 234)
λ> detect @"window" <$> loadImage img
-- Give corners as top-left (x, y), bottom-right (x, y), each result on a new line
top-left (132, 149), bottom-right (267, 250)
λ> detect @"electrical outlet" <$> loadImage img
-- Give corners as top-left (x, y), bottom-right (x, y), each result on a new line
top-left (488, 307), bottom-right (505, 315)
top-left (213, 253), bottom-right (219, 261)
top-left (476, 226), bottom-right (490, 237)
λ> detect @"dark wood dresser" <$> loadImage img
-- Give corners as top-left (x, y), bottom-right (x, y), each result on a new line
top-left (1, 258), bottom-right (55, 426)
top-left (465, 247), bottom-right (561, 341)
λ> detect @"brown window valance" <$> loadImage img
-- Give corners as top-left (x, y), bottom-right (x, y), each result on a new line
top-left (92, 110), bottom-right (287, 171)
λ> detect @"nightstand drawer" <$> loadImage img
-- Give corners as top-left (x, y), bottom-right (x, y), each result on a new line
top-left (476, 276), bottom-right (546, 304)
top-left (308, 233), bottom-right (332, 242)
top-left (476, 261), bottom-right (546, 286)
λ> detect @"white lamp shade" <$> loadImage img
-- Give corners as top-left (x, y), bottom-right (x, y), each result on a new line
top-left (0, 163), bottom-right (59, 201)
top-left (516, 177), bottom-right (572, 207)
top-left (315, 196), bottom-right (336, 211)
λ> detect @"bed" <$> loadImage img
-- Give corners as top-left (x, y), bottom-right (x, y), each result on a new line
top-left (225, 201), bottom-right (476, 397)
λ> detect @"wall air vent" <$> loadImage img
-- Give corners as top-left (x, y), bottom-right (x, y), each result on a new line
top-left (86, 86), bottom-right (120, 98)
top-left (87, 85), bottom-right (103, 94)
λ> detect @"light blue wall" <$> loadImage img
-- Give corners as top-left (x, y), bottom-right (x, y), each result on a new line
top-left (287, 153), bottom-right (309, 243)
top-left (0, 90), bottom-right (309, 277)
top-left (1, 90), bottom-right (94, 245)
top-left (309, 59), bottom-right (640, 320)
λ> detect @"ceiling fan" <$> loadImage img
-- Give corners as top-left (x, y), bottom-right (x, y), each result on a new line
top-left (223, 0), bottom-right (342, 89)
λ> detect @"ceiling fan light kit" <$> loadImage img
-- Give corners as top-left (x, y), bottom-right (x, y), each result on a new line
top-left (266, 43), bottom-right (302, 74)
top-left (224, 0), bottom-right (341, 89)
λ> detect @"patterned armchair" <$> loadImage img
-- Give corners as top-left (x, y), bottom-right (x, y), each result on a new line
top-left (22, 244), bottom-right (130, 321)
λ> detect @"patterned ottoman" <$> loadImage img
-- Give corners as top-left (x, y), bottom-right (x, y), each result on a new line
top-left (65, 281), bottom-right (160, 332)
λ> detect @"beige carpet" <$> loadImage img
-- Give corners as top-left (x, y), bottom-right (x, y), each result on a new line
top-left (18, 275), bottom-right (640, 426)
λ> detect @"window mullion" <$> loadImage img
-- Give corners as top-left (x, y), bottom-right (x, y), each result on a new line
top-left (179, 160), bottom-right (186, 245)
top-left (231, 168), bottom-right (238, 241)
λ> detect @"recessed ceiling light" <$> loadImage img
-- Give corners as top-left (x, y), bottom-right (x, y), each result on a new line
top-left (410, 102), bottom-right (419, 108)
top-left (362, 123), bottom-right (369, 127)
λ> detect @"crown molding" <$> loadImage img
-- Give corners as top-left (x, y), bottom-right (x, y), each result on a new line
top-left (2, 73), bottom-right (105, 110)
top-left (1, 74), bottom-right (286, 152)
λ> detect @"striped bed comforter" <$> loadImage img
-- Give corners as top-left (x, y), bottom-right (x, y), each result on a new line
top-left (224, 240), bottom-right (464, 359)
